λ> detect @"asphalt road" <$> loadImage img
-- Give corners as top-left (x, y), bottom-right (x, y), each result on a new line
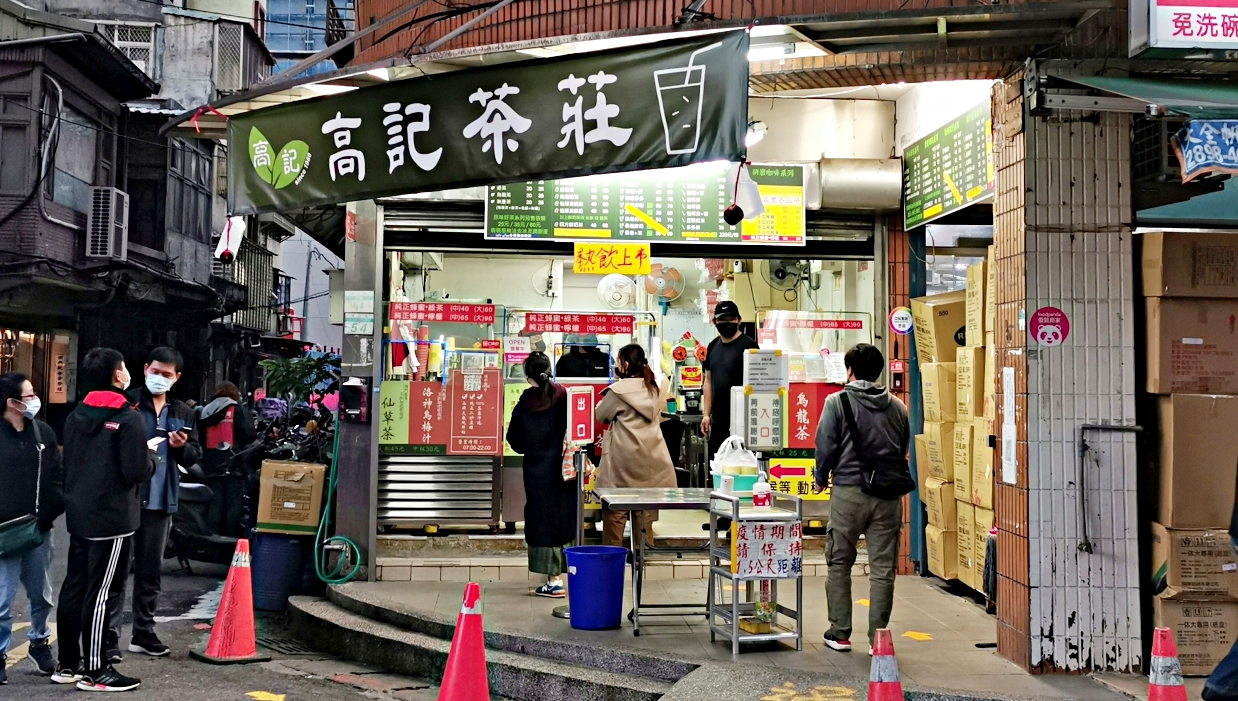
top-left (5, 519), bottom-right (440, 700)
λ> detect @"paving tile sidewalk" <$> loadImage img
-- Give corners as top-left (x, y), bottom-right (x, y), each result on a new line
top-left (360, 574), bottom-right (1132, 700)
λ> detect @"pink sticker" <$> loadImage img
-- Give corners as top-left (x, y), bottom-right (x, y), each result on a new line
top-left (1029, 306), bottom-right (1070, 347)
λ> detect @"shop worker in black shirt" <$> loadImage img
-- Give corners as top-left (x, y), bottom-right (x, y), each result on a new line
top-left (555, 334), bottom-right (611, 379)
top-left (701, 301), bottom-right (759, 460)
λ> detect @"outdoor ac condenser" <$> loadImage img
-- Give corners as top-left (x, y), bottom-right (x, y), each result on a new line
top-left (86, 186), bottom-right (129, 261)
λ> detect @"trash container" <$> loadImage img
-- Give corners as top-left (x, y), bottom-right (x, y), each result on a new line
top-left (564, 545), bottom-right (627, 631)
top-left (251, 532), bottom-right (305, 611)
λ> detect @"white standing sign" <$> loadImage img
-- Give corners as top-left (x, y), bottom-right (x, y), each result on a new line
top-left (745, 390), bottom-right (784, 452)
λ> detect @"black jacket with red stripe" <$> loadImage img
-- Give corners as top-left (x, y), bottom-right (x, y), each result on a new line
top-left (62, 389), bottom-right (157, 539)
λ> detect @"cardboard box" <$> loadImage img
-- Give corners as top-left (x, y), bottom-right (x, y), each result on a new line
top-left (257, 460), bottom-right (327, 535)
top-left (925, 477), bottom-right (958, 530)
top-left (956, 501), bottom-right (976, 589)
top-left (1153, 598), bottom-right (1238, 676)
top-left (926, 525), bottom-right (959, 580)
top-left (953, 422), bottom-right (973, 503)
top-left (921, 362), bottom-right (957, 423)
top-left (956, 345), bottom-right (986, 423)
top-left (974, 507), bottom-right (995, 590)
top-left (915, 434), bottom-right (930, 502)
top-left (965, 261), bottom-right (987, 346)
top-left (1143, 232), bottom-right (1238, 298)
top-left (985, 246), bottom-right (996, 332)
top-left (972, 418), bottom-right (994, 509)
top-left (923, 422), bottom-right (956, 481)
top-left (911, 291), bottom-right (967, 363)
top-left (1160, 395), bottom-right (1238, 528)
top-left (1146, 297), bottom-right (1238, 395)
top-left (982, 340), bottom-right (997, 420)
top-left (1151, 522), bottom-right (1238, 599)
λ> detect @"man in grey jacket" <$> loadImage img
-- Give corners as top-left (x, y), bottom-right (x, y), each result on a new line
top-left (813, 343), bottom-right (910, 654)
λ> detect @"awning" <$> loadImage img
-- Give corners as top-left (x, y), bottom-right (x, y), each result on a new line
top-left (1059, 75), bottom-right (1238, 119)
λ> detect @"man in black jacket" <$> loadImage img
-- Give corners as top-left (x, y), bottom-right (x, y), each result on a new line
top-left (107, 346), bottom-right (200, 660)
top-left (54, 348), bottom-right (154, 692)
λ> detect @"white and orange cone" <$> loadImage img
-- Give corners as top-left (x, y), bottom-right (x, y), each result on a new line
top-left (868, 629), bottom-right (904, 701)
top-left (437, 582), bottom-right (489, 701)
top-left (190, 539), bottom-right (270, 665)
top-left (1148, 627), bottom-right (1188, 701)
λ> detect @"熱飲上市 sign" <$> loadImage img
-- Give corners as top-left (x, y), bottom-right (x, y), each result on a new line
top-left (229, 32), bottom-right (750, 215)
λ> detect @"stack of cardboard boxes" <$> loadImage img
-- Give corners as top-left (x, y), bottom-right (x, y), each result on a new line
top-left (914, 247), bottom-right (998, 594)
top-left (1144, 232), bottom-right (1238, 675)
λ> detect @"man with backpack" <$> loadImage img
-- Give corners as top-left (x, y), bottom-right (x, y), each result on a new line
top-left (813, 343), bottom-right (911, 655)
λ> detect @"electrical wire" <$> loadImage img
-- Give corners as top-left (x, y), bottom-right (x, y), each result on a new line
top-left (129, 0), bottom-right (355, 33)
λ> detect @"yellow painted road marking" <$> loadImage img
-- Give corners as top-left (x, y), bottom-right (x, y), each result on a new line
top-left (762, 681), bottom-right (857, 700)
top-left (943, 170), bottom-right (962, 204)
top-left (902, 631), bottom-right (933, 641)
top-left (624, 204), bottom-right (669, 235)
top-left (855, 599), bottom-right (870, 606)
top-left (247, 692), bottom-right (287, 701)
top-left (5, 622), bottom-right (56, 669)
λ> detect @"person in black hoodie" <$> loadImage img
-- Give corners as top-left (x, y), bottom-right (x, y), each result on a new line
top-left (53, 348), bottom-right (154, 693)
top-left (0, 372), bottom-right (63, 683)
top-left (506, 352), bottom-right (574, 599)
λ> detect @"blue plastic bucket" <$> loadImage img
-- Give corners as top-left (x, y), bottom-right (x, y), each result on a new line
top-left (251, 532), bottom-right (306, 611)
top-left (564, 545), bottom-right (627, 631)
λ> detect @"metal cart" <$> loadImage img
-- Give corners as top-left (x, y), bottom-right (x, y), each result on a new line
top-left (708, 491), bottom-right (804, 657)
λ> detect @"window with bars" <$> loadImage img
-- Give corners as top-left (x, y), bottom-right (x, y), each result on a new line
top-left (95, 22), bottom-right (156, 77)
top-left (232, 237), bottom-right (276, 332)
top-left (168, 139), bottom-right (213, 244)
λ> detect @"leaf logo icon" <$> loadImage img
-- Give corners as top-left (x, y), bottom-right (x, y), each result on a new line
top-left (249, 127), bottom-right (308, 190)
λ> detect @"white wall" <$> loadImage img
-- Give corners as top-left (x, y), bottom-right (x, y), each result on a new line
top-left (894, 80), bottom-right (999, 156)
top-left (747, 97), bottom-right (895, 162)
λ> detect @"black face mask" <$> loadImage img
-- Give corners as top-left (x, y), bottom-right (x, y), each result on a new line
top-left (715, 322), bottom-right (739, 338)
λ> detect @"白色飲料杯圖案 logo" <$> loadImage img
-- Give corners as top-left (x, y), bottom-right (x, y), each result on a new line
top-left (249, 127), bottom-right (310, 189)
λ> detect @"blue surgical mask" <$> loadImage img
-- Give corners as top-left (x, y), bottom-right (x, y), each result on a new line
top-left (21, 397), bottom-right (40, 420)
top-left (145, 373), bottom-right (174, 396)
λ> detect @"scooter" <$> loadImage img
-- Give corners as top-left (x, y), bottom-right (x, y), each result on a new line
top-left (164, 442), bottom-right (263, 573)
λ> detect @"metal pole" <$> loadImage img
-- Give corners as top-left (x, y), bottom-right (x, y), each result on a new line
top-left (301, 242), bottom-right (313, 341)
top-left (552, 450), bottom-right (585, 619)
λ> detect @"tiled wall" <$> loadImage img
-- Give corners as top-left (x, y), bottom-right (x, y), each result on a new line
top-left (992, 71), bottom-right (1141, 674)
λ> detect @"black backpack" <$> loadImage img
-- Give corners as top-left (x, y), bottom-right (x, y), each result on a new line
top-left (839, 393), bottom-right (915, 501)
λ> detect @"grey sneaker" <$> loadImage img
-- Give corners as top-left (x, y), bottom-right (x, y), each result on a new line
top-left (29, 641), bottom-right (57, 675)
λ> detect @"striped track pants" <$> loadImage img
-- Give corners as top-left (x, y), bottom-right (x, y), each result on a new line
top-left (56, 535), bottom-right (132, 672)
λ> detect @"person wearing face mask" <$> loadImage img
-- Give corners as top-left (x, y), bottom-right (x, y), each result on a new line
top-left (104, 346), bottom-right (200, 661)
top-left (0, 373), bottom-right (63, 684)
top-left (56, 348), bottom-right (156, 692)
top-left (701, 300), bottom-right (758, 463)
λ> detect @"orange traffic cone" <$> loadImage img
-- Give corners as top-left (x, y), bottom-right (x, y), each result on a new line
top-left (868, 629), bottom-right (904, 701)
top-left (1148, 627), bottom-right (1188, 701)
top-left (437, 582), bottom-right (489, 701)
top-left (190, 539), bottom-right (270, 665)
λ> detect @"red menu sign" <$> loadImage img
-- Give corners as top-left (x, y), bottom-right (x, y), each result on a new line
top-left (448, 369), bottom-right (503, 455)
top-left (409, 381), bottom-right (449, 447)
top-left (523, 313), bottom-right (634, 335)
top-left (390, 302), bottom-right (496, 324)
top-left (763, 318), bottom-right (865, 330)
top-left (787, 382), bottom-right (843, 449)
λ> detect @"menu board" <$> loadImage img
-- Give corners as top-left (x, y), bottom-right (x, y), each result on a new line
top-left (485, 162), bottom-right (805, 245)
top-left (903, 101), bottom-right (994, 229)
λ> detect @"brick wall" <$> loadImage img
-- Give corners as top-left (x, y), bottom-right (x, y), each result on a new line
top-left (887, 216), bottom-right (914, 576)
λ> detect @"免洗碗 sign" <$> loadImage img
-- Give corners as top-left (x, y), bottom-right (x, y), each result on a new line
top-left (229, 33), bottom-right (749, 215)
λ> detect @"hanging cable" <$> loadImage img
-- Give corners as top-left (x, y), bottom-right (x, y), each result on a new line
top-left (316, 413), bottom-right (362, 584)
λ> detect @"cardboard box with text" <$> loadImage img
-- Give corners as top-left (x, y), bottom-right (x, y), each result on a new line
top-left (923, 422), bottom-right (956, 481)
top-left (1154, 598), bottom-right (1238, 675)
top-left (1152, 522), bottom-right (1238, 600)
top-left (1143, 232), bottom-right (1238, 298)
top-left (926, 525), bottom-right (959, 580)
top-left (925, 477), bottom-right (958, 531)
top-left (1146, 297), bottom-right (1238, 395)
top-left (257, 460), bottom-right (326, 535)
top-left (972, 417), bottom-right (994, 509)
top-left (912, 291), bottom-right (967, 363)
top-left (956, 501), bottom-right (976, 590)
top-left (956, 345), bottom-right (986, 423)
top-left (953, 422), bottom-right (974, 503)
top-left (921, 362), bottom-right (957, 423)
top-left (966, 260), bottom-right (987, 346)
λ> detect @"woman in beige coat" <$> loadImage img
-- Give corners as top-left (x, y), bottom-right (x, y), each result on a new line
top-left (595, 344), bottom-right (677, 549)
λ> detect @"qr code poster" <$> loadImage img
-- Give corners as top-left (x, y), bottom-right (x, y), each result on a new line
top-left (730, 521), bottom-right (803, 578)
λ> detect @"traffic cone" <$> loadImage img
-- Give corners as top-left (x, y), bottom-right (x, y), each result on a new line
top-left (190, 539), bottom-right (271, 665)
top-left (1148, 627), bottom-right (1188, 701)
top-left (437, 582), bottom-right (489, 701)
top-left (868, 629), bottom-right (904, 701)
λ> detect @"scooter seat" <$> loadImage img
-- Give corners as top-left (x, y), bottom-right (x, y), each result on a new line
top-left (178, 483), bottom-right (215, 504)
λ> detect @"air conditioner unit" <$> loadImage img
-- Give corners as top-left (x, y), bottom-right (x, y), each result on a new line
top-left (86, 187), bottom-right (129, 261)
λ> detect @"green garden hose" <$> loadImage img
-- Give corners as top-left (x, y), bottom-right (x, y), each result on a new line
top-left (315, 414), bottom-right (362, 584)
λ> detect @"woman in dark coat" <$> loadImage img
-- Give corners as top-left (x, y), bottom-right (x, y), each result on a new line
top-left (506, 352), bottom-right (574, 598)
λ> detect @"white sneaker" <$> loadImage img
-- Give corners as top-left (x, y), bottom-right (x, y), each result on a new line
top-left (869, 645), bottom-right (874, 656)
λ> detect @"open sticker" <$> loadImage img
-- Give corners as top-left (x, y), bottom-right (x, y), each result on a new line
top-left (1029, 306), bottom-right (1070, 347)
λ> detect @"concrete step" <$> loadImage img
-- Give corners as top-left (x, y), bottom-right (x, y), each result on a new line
top-left (288, 596), bottom-right (677, 701)
top-left (326, 582), bottom-right (696, 684)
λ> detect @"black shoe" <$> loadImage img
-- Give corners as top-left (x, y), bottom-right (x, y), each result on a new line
top-left (128, 631), bottom-right (170, 657)
top-left (822, 632), bottom-right (853, 652)
top-left (29, 641), bottom-right (56, 675)
top-left (106, 648), bottom-right (123, 664)
top-left (1, 659), bottom-right (7, 685)
top-left (50, 665), bottom-right (83, 684)
top-left (77, 665), bottom-right (140, 692)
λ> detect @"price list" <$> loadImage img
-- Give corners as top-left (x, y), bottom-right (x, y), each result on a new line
top-left (486, 162), bottom-right (804, 245)
top-left (903, 101), bottom-right (994, 229)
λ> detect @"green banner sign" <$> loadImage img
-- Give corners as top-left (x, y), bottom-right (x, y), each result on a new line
top-left (903, 100), bottom-right (993, 229)
top-left (229, 32), bottom-right (750, 215)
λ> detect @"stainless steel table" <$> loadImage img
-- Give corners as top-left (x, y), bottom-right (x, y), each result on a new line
top-left (594, 487), bottom-right (713, 636)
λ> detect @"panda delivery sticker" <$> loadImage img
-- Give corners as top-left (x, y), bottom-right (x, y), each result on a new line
top-left (1029, 306), bottom-right (1070, 347)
